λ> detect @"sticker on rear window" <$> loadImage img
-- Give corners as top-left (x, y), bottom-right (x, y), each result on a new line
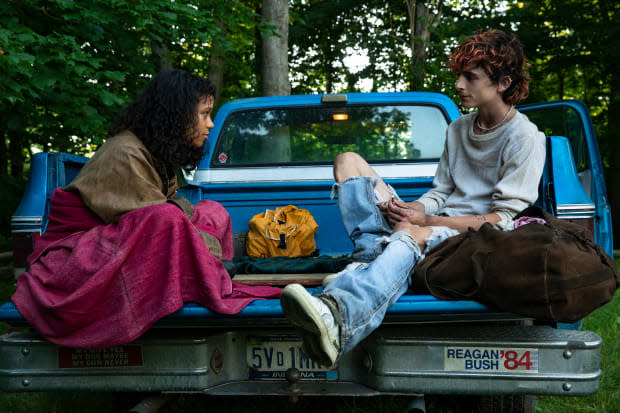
top-left (444, 347), bottom-right (538, 373)
top-left (218, 152), bottom-right (228, 164)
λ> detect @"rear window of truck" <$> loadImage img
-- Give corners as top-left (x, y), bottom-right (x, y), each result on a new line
top-left (212, 105), bottom-right (449, 166)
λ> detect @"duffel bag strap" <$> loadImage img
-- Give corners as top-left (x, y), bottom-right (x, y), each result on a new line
top-left (264, 224), bottom-right (298, 249)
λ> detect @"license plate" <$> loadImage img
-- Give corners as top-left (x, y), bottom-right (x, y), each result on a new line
top-left (246, 335), bottom-right (338, 380)
top-left (444, 346), bottom-right (539, 373)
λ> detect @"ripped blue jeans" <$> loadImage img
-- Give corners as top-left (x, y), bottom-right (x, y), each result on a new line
top-left (329, 176), bottom-right (400, 261)
top-left (322, 176), bottom-right (457, 355)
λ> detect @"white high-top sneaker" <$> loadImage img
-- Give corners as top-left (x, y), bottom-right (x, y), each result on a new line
top-left (280, 284), bottom-right (340, 368)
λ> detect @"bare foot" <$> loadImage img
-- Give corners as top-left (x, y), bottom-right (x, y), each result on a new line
top-left (392, 221), bottom-right (432, 250)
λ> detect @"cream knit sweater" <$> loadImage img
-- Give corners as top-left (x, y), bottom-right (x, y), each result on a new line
top-left (417, 110), bottom-right (546, 230)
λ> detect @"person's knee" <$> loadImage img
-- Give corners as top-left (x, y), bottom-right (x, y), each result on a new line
top-left (196, 199), bottom-right (228, 217)
top-left (333, 152), bottom-right (370, 182)
top-left (149, 203), bottom-right (186, 222)
top-left (194, 200), bottom-right (231, 225)
top-left (335, 151), bottom-right (363, 163)
top-left (125, 203), bottom-right (187, 230)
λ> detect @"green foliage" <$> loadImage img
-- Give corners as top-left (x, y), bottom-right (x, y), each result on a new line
top-left (0, 0), bottom-right (260, 159)
top-left (2, 0), bottom-right (617, 164)
top-left (0, 0), bottom-right (265, 242)
top-left (501, 0), bottom-right (620, 247)
top-left (502, 1), bottom-right (619, 155)
top-left (205, 0), bottom-right (270, 107)
top-left (289, 0), bottom-right (364, 93)
top-left (288, 0), bottom-right (509, 100)
top-left (537, 271), bottom-right (620, 412)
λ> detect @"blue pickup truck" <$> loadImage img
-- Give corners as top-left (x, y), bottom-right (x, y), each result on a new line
top-left (1, 92), bottom-right (613, 413)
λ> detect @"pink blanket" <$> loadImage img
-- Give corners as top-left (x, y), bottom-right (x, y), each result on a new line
top-left (12, 189), bottom-right (281, 348)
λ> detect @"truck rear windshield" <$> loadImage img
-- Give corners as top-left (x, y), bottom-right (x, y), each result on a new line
top-left (212, 104), bottom-right (448, 166)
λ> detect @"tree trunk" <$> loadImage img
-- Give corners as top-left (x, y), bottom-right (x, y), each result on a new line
top-left (406, 1), bottom-right (441, 91)
top-left (324, 39), bottom-right (334, 94)
top-left (151, 40), bottom-right (173, 73)
top-left (255, 9), bottom-right (264, 95)
top-left (208, 20), bottom-right (227, 105)
top-left (261, 0), bottom-right (291, 96)
top-left (406, 0), bottom-right (418, 90)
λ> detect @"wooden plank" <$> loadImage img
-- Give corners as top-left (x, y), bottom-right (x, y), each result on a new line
top-left (232, 273), bottom-right (326, 287)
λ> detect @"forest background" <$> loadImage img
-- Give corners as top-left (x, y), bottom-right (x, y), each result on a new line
top-left (1, 0), bottom-right (619, 252)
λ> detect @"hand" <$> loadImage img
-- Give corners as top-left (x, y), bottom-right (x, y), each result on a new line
top-left (385, 199), bottom-right (428, 227)
top-left (378, 199), bottom-right (391, 218)
top-left (379, 198), bottom-right (412, 218)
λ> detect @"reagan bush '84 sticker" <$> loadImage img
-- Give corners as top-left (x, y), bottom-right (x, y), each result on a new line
top-left (444, 347), bottom-right (538, 373)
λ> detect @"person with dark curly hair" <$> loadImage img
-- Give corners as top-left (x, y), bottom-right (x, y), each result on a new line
top-left (66, 69), bottom-right (217, 224)
top-left (108, 69), bottom-right (213, 181)
top-left (12, 70), bottom-right (280, 348)
top-left (280, 29), bottom-right (546, 368)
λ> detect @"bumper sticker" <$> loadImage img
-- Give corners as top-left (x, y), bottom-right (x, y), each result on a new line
top-left (444, 347), bottom-right (538, 373)
top-left (58, 345), bottom-right (143, 368)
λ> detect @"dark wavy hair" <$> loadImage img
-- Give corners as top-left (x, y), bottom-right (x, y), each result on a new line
top-left (109, 70), bottom-right (216, 172)
top-left (449, 29), bottom-right (530, 104)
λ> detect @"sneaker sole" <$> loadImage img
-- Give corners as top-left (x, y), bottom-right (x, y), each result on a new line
top-left (280, 284), bottom-right (338, 367)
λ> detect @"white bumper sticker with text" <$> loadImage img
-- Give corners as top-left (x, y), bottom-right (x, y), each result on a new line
top-left (444, 347), bottom-right (538, 373)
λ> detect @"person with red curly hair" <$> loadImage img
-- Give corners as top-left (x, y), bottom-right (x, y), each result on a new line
top-left (280, 29), bottom-right (546, 368)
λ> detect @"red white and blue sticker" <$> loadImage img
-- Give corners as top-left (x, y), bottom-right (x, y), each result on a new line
top-left (444, 347), bottom-right (538, 373)
top-left (218, 152), bottom-right (228, 164)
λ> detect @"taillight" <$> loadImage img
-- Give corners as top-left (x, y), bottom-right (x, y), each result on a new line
top-left (12, 231), bottom-right (40, 270)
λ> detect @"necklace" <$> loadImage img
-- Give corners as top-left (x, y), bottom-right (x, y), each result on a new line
top-left (476, 106), bottom-right (514, 132)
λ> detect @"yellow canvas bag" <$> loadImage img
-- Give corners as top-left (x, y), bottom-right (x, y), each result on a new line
top-left (246, 205), bottom-right (319, 258)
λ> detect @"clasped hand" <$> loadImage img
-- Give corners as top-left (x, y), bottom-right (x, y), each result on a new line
top-left (379, 198), bottom-right (428, 227)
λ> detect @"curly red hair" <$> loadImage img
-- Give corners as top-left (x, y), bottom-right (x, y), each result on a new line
top-left (449, 29), bottom-right (530, 104)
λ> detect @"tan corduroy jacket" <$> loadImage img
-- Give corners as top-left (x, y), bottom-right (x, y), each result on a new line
top-left (65, 130), bottom-right (222, 258)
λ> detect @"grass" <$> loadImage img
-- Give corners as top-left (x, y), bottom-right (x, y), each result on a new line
top-left (535, 258), bottom-right (620, 413)
top-left (1, 260), bottom-right (619, 413)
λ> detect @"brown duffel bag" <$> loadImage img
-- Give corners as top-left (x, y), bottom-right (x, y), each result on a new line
top-left (414, 206), bottom-right (619, 323)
